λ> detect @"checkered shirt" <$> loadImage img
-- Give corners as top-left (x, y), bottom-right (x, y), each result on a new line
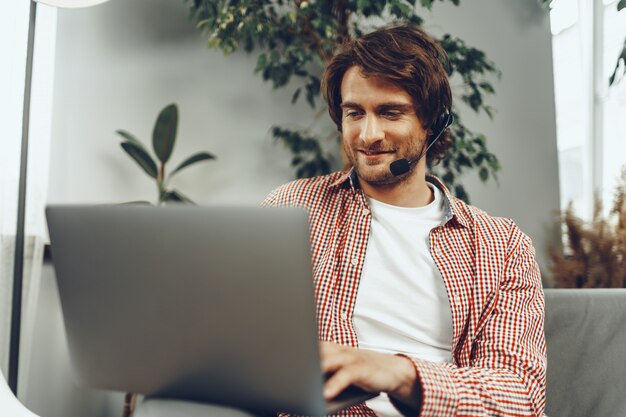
top-left (262, 170), bottom-right (546, 417)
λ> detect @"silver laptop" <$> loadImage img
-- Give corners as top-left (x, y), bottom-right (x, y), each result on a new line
top-left (46, 205), bottom-right (377, 416)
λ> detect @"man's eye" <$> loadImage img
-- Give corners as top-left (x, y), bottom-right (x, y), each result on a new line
top-left (345, 111), bottom-right (361, 118)
top-left (383, 111), bottom-right (401, 118)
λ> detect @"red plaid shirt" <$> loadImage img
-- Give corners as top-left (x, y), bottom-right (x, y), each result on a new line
top-left (263, 170), bottom-right (546, 417)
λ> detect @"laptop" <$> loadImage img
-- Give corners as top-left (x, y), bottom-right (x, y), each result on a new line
top-left (46, 205), bottom-right (377, 416)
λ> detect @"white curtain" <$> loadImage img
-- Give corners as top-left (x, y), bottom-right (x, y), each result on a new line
top-left (0, 2), bottom-right (56, 396)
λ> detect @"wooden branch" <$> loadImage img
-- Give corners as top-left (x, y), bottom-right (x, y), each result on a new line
top-left (333, 0), bottom-right (350, 43)
top-left (122, 392), bottom-right (137, 417)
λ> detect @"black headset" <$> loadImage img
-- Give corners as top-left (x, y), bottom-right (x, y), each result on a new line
top-left (428, 111), bottom-right (454, 144)
top-left (389, 109), bottom-right (454, 176)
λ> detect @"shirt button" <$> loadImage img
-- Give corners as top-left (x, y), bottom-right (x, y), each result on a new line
top-left (340, 312), bottom-right (348, 321)
top-left (351, 257), bottom-right (359, 266)
top-left (363, 208), bottom-right (370, 216)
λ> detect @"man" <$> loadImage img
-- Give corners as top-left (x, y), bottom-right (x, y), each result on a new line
top-left (263, 25), bottom-right (546, 417)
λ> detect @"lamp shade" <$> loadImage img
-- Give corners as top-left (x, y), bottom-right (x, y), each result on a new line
top-left (34, 0), bottom-right (109, 8)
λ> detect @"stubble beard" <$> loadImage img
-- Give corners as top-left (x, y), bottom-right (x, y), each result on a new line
top-left (344, 137), bottom-right (426, 187)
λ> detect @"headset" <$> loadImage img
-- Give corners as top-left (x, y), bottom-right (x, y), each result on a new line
top-left (389, 110), bottom-right (454, 176)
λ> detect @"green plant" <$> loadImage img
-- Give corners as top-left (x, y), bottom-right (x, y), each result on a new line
top-left (186, 0), bottom-right (501, 202)
top-left (116, 103), bottom-right (216, 204)
top-left (550, 168), bottom-right (626, 288)
top-left (537, 0), bottom-right (554, 10)
top-left (609, 0), bottom-right (626, 86)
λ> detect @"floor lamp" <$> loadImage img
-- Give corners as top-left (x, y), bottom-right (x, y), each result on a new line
top-left (9, 0), bottom-right (110, 396)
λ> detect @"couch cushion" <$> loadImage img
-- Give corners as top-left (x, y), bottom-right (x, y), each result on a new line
top-left (544, 289), bottom-right (626, 417)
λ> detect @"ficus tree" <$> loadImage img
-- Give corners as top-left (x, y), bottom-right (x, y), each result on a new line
top-left (186, 0), bottom-right (501, 202)
top-left (116, 103), bottom-right (216, 205)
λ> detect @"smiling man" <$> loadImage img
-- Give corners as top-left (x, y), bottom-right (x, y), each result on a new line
top-left (263, 25), bottom-right (546, 417)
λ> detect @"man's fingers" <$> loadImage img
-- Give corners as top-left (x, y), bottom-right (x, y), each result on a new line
top-left (320, 343), bottom-right (357, 399)
top-left (320, 342), bottom-right (350, 375)
top-left (321, 358), bottom-right (343, 375)
top-left (321, 352), bottom-right (348, 375)
top-left (323, 367), bottom-right (356, 400)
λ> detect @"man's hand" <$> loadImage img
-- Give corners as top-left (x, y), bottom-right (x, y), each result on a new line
top-left (320, 342), bottom-right (421, 410)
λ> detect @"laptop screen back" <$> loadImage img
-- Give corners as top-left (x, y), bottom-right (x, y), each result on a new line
top-left (46, 205), bottom-right (329, 415)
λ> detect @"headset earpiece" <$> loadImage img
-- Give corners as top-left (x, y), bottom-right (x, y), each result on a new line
top-left (428, 111), bottom-right (453, 144)
top-left (390, 110), bottom-right (453, 176)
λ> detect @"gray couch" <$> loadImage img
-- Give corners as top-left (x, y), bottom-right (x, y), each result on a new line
top-left (136, 289), bottom-right (626, 417)
top-left (544, 289), bottom-right (626, 417)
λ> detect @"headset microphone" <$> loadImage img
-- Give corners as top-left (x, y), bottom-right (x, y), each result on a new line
top-left (389, 112), bottom-right (454, 177)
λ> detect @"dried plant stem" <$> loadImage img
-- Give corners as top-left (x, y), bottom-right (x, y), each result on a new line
top-left (550, 167), bottom-right (626, 288)
top-left (122, 392), bottom-right (137, 417)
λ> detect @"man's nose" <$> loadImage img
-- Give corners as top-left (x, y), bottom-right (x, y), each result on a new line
top-left (359, 115), bottom-right (385, 146)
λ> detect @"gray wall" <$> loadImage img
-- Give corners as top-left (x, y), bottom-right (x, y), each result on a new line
top-left (34, 1), bottom-right (559, 416)
top-left (46, 0), bottom-right (327, 208)
top-left (46, 0), bottom-right (560, 274)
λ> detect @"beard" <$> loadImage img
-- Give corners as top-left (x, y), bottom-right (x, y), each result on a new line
top-left (344, 135), bottom-right (427, 187)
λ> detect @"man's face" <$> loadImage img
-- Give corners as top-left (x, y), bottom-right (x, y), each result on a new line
top-left (340, 66), bottom-right (429, 186)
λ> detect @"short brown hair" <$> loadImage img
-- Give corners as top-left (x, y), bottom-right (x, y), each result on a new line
top-left (322, 25), bottom-right (453, 164)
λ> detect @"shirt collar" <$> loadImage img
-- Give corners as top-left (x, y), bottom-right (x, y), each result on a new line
top-left (329, 168), bottom-right (359, 189)
top-left (329, 169), bottom-right (472, 229)
top-left (425, 174), bottom-right (472, 229)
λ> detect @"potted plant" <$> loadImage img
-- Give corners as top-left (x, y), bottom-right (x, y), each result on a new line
top-left (115, 103), bottom-right (216, 416)
top-left (116, 103), bottom-right (216, 205)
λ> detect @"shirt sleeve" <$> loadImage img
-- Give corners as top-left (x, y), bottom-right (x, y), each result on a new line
top-left (261, 187), bottom-right (280, 207)
top-left (392, 223), bottom-right (546, 417)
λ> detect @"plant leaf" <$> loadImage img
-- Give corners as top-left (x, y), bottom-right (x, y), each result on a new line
top-left (115, 130), bottom-right (148, 151)
top-left (454, 184), bottom-right (470, 204)
top-left (162, 189), bottom-right (195, 204)
top-left (618, 0), bottom-right (626, 11)
top-left (121, 142), bottom-right (158, 178)
top-left (152, 104), bottom-right (178, 164)
top-left (479, 167), bottom-right (489, 182)
top-left (254, 52), bottom-right (267, 73)
top-left (291, 87), bottom-right (302, 104)
top-left (609, 42), bottom-right (626, 86)
top-left (170, 152), bottom-right (216, 177)
top-left (420, 0), bottom-right (434, 10)
top-left (119, 200), bottom-right (153, 206)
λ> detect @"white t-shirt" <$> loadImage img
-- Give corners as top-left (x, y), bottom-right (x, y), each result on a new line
top-left (352, 183), bottom-right (454, 417)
